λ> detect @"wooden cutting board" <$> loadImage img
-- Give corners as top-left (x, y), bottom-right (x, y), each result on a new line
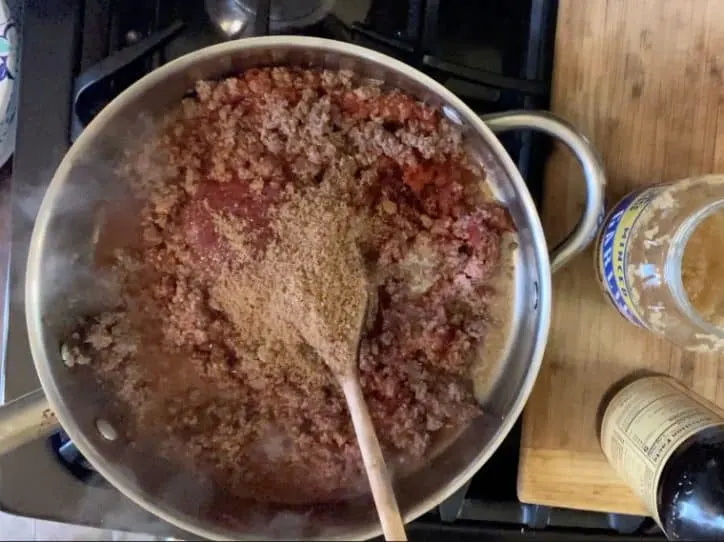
top-left (517, 0), bottom-right (724, 514)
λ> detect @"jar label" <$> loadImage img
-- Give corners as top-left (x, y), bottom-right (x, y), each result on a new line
top-left (596, 187), bottom-right (664, 326)
top-left (600, 376), bottom-right (724, 525)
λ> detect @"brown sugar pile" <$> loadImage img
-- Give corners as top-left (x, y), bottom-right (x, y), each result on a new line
top-left (275, 198), bottom-right (370, 375)
top-left (65, 67), bottom-right (516, 504)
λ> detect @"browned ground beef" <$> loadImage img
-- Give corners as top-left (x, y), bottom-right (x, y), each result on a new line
top-left (66, 67), bottom-right (515, 504)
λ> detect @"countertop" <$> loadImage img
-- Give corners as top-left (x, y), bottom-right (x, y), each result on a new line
top-left (517, 0), bottom-right (724, 514)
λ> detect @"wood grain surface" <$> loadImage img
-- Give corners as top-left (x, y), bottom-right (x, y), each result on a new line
top-left (517, 0), bottom-right (724, 514)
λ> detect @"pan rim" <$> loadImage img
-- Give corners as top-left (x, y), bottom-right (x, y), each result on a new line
top-left (25, 35), bottom-right (552, 541)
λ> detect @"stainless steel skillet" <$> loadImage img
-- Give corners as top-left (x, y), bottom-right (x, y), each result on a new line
top-left (0, 37), bottom-right (604, 540)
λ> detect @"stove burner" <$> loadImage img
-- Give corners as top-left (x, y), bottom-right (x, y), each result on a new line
top-left (49, 430), bottom-right (104, 487)
top-left (205, 0), bottom-right (335, 39)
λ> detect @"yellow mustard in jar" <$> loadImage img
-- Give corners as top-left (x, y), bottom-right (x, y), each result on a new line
top-left (595, 174), bottom-right (724, 352)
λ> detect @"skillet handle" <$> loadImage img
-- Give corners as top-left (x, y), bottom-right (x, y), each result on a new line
top-left (480, 110), bottom-right (606, 273)
top-left (0, 388), bottom-right (59, 455)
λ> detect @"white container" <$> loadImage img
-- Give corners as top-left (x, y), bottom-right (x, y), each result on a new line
top-left (0, 0), bottom-right (19, 168)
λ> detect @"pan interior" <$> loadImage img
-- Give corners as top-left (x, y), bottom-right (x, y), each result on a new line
top-left (27, 38), bottom-right (547, 541)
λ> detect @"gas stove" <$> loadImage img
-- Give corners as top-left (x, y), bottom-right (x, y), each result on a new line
top-left (1, 0), bottom-right (660, 539)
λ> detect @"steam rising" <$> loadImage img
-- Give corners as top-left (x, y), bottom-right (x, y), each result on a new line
top-left (6, 110), bottom-right (324, 539)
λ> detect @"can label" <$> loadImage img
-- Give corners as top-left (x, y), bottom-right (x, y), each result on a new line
top-left (600, 377), bottom-right (724, 526)
top-left (596, 187), bottom-right (664, 327)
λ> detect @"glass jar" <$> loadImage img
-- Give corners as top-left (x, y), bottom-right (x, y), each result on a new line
top-left (595, 174), bottom-right (724, 352)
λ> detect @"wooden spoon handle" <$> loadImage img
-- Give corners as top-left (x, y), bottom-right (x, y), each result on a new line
top-left (341, 377), bottom-right (407, 541)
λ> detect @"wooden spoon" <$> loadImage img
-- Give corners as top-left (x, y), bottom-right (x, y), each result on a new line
top-left (338, 296), bottom-right (407, 542)
top-left (286, 256), bottom-right (407, 541)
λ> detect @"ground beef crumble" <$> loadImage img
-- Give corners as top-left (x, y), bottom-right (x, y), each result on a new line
top-left (66, 67), bottom-right (515, 505)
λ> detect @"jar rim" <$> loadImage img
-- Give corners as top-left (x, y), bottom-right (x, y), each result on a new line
top-left (667, 199), bottom-right (724, 342)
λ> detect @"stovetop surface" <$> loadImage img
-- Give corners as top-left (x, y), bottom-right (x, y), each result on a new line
top-left (0, 0), bottom-right (660, 538)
